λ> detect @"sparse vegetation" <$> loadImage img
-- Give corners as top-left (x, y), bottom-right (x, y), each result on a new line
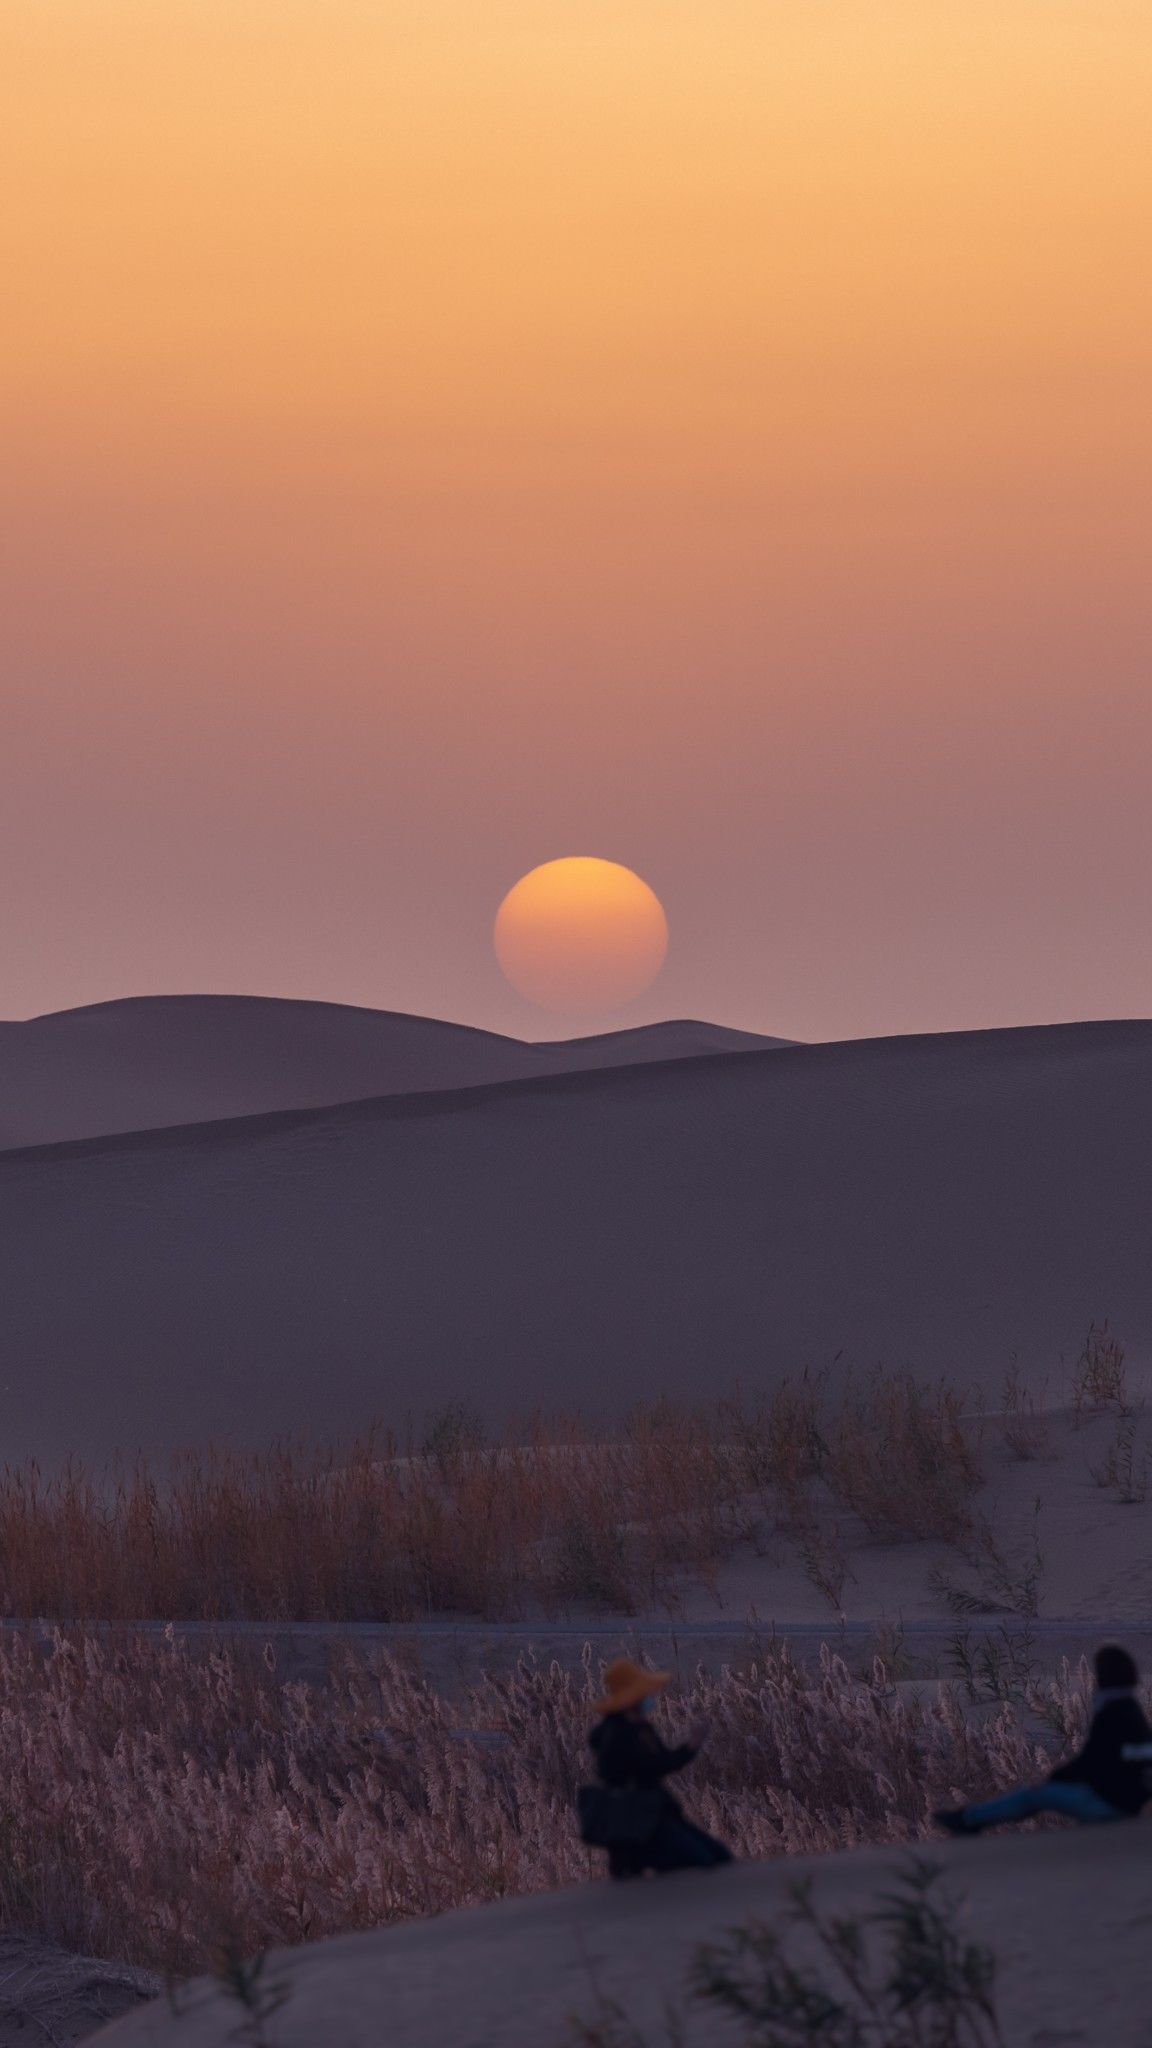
top-left (929, 1497), bottom-right (1045, 1620)
top-left (999, 1358), bottom-right (1050, 1462)
top-left (946, 1623), bottom-right (1039, 1705)
top-left (692, 1859), bottom-right (1003, 2047)
top-left (569, 1860), bottom-right (1003, 2047)
top-left (1089, 1407), bottom-right (1149, 1504)
top-left (1070, 1319), bottom-right (1129, 1418)
top-left (797, 1525), bottom-right (855, 1614)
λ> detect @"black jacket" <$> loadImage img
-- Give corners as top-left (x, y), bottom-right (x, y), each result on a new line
top-left (1049, 1692), bottom-right (1152, 1815)
top-left (590, 1714), bottom-right (697, 1816)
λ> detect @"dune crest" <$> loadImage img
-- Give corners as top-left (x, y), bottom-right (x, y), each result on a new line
top-left (0, 994), bottom-right (789, 1150)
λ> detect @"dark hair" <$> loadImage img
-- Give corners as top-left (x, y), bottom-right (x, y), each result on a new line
top-left (1095, 1645), bottom-right (1138, 1690)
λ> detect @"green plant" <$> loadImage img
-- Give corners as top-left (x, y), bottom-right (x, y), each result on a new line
top-left (213, 1936), bottom-right (293, 2047)
top-left (691, 1859), bottom-right (1002, 2046)
top-left (567, 1861), bottom-right (1003, 2048)
top-left (930, 1498), bottom-right (1044, 1620)
top-left (946, 1622), bottom-right (1038, 1705)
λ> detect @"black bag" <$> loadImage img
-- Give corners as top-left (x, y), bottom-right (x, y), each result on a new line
top-left (577, 1783), bottom-right (664, 1848)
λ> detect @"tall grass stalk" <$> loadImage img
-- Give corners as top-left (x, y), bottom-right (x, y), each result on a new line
top-left (0, 1373), bottom-right (982, 1625)
top-left (0, 1628), bottom-right (1088, 1978)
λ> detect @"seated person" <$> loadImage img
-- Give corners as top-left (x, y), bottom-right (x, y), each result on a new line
top-left (936, 1644), bottom-right (1152, 1834)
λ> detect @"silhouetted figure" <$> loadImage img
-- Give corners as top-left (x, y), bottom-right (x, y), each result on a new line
top-left (936, 1644), bottom-right (1152, 1835)
top-left (580, 1657), bottom-right (733, 1878)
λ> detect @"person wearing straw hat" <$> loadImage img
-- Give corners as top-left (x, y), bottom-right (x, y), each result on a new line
top-left (581, 1657), bottom-right (733, 1879)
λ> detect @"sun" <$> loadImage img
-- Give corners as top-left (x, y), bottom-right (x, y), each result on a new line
top-left (494, 857), bottom-right (669, 1015)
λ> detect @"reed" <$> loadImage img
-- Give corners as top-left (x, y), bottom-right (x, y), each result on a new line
top-left (0, 1628), bottom-right (1086, 1978)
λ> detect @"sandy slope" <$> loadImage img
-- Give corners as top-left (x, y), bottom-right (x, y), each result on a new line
top-left (0, 995), bottom-right (786, 1149)
top-left (94, 1821), bottom-right (1152, 2046)
top-left (0, 1019), bottom-right (1151, 1462)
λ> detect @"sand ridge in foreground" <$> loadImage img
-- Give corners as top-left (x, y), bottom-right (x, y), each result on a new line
top-left (94, 1820), bottom-right (1152, 2047)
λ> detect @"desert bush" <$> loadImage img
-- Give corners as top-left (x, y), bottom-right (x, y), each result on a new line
top-left (930, 1497), bottom-right (1045, 1620)
top-left (718, 1378), bottom-right (827, 1529)
top-left (1070, 1320), bottom-right (1128, 1418)
top-left (0, 1629), bottom-right (1079, 1980)
top-left (572, 1858), bottom-right (1003, 2047)
top-left (945, 1624), bottom-right (1039, 1705)
top-left (998, 1359), bottom-right (1050, 1462)
top-left (0, 1371), bottom-right (992, 1626)
top-left (1088, 1408), bottom-right (1149, 1504)
top-left (796, 1526), bottom-right (854, 1614)
top-left (824, 1372), bottom-right (979, 1544)
top-left (692, 1858), bottom-right (1003, 2046)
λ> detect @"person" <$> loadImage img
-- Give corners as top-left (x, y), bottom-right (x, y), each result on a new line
top-left (935, 1644), bottom-right (1152, 1835)
top-left (587, 1656), bottom-right (733, 1878)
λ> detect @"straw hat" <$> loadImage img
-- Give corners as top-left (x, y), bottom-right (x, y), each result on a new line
top-left (594, 1657), bottom-right (671, 1715)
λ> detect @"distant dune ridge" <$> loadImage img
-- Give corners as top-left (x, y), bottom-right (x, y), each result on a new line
top-left (1, 1005), bottom-right (1152, 1463)
top-left (0, 994), bottom-right (787, 1150)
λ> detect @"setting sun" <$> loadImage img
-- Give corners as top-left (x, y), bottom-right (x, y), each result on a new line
top-left (493, 857), bottom-right (668, 1014)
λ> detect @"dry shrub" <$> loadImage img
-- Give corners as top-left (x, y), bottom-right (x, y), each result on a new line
top-left (824, 1372), bottom-right (978, 1544)
top-left (718, 1379), bottom-right (827, 1530)
top-left (0, 1374), bottom-right (987, 1626)
top-left (0, 1628), bottom-right (1082, 1980)
top-left (1088, 1409), bottom-right (1149, 1505)
top-left (0, 1407), bottom-right (739, 1625)
top-left (999, 1359), bottom-right (1051, 1462)
top-left (1071, 1319), bottom-right (1128, 1418)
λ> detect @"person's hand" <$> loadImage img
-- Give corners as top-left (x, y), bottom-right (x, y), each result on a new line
top-left (686, 1718), bottom-right (711, 1751)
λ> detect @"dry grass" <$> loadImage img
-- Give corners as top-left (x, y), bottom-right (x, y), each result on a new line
top-left (1070, 1319), bottom-right (1129, 1418)
top-left (0, 1371), bottom-right (983, 1626)
top-left (999, 1358), bottom-right (1051, 1463)
top-left (824, 1372), bottom-right (979, 1545)
top-left (0, 1627), bottom-right (1091, 1981)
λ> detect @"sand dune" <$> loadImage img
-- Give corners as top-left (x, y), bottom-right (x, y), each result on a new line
top-left (0, 994), bottom-right (787, 1149)
top-left (95, 1823), bottom-right (1152, 2047)
top-left (2, 1018), bottom-right (1151, 1463)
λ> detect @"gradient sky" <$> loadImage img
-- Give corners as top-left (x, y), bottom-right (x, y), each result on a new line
top-left (3, 1), bottom-right (1151, 1041)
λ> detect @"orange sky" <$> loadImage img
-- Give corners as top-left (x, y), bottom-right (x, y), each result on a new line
top-left (2, 2), bottom-right (1151, 1038)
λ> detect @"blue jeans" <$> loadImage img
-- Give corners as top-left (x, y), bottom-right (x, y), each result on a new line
top-left (964, 1781), bottom-right (1123, 1829)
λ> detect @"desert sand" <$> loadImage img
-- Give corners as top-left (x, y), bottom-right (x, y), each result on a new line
top-left (1, 1015), bottom-right (1152, 1461)
top-left (0, 994), bottom-right (784, 1149)
top-left (93, 1822), bottom-right (1152, 2047)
